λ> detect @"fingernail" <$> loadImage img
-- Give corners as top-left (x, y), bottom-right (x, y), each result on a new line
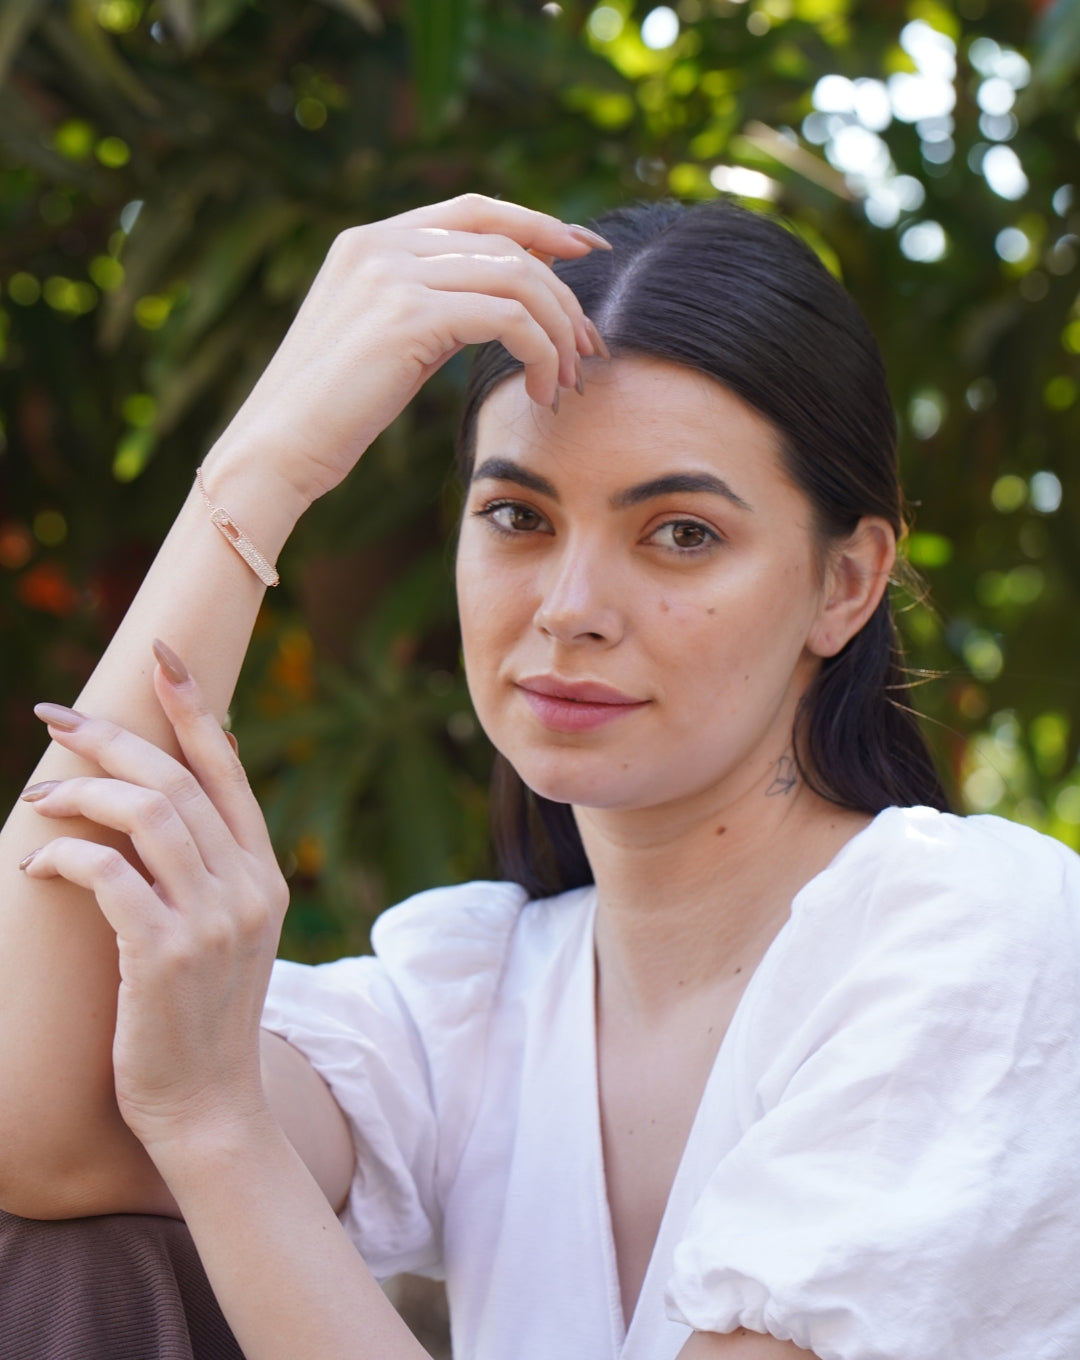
top-left (575, 356), bottom-right (586, 397)
top-left (225, 731), bottom-right (240, 755)
top-left (527, 247), bottom-right (556, 268)
top-left (583, 317), bottom-right (612, 362)
top-left (34, 703), bottom-right (84, 731)
top-left (567, 224), bottom-right (613, 251)
top-left (19, 848), bottom-right (40, 871)
top-left (21, 780), bottom-right (59, 802)
top-left (551, 387), bottom-right (560, 415)
top-left (152, 638), bottom-right (190, 686)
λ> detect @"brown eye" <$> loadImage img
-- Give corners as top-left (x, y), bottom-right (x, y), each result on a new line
top-left (481, 501), bottom-right (549, 534)
top-left (669, 522), bottom-right (709, 549)
top-left (669, 522), bottom-right (701, 549)
top-left (648, 519), bottom-right (720, 553)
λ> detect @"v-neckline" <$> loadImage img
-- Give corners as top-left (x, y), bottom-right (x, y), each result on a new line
top-left (584, 905), bottom-right (779, 1354)
top-left (583, 812), bottom-right (885, 1355)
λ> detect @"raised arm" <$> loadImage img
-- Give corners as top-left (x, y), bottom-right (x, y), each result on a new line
top-left (0, 195), bottom-right (605, 1221)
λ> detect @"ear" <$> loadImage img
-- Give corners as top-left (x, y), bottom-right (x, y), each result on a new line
top-left (807, 516), bottom-right (896, 659)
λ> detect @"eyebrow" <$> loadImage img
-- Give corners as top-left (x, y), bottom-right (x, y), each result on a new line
top-left (611, 472), bottom-right (752, 513)
top-left (471, 457), bottom-right (753, 513)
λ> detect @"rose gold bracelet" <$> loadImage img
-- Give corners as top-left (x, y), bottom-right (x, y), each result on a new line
top-left (196, 467), bottom-right (280, 588)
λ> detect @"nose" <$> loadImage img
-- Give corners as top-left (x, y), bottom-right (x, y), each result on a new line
top-left (533, 537), bottom-right (624, 647)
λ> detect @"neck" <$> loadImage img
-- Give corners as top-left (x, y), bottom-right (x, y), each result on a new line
top-left (577, 768), bottom-right (869, 1023)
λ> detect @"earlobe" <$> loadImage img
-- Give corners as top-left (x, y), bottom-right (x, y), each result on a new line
top-left (808, 516), bottom-right (896, 659)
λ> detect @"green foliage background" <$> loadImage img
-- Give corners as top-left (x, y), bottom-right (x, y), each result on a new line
top-left (1, 0), bottom-right (1078, 961)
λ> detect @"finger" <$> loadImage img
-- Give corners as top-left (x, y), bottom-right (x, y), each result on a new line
top-left (385, 193), bottom-right (612, 259)
top-left (416, 252), bottom-right (584, 390)
top-left (21, 835), bottom-right (168, 942)
top-left (413, 288), bottom-right (569, 407)
top-left (403, 229), bottom-right (594, 360)
top-left (23, 774), bottom-right (217, 904)
top-left (32, 694), bottom-right (265, 867)
top-left (149, 642), bottom-right (275, 859)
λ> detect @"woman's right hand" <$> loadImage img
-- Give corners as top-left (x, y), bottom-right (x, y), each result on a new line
top-left (208, 194), bottom-right (610, 509)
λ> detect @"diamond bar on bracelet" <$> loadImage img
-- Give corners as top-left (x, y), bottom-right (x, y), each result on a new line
top-left (196, 467), bottom-right (280, 588)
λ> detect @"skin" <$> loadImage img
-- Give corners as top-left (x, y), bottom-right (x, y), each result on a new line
top-left (0, 195), bottom-right (894, 1360)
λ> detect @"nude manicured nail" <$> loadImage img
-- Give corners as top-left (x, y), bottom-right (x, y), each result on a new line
top-left (19, 848), bottom-right (40, 871)
top-left (34, 703), bottom-right (84, 731)
top-left (583, 317), bottom-right (612, 362)
top-left (551, 388), bottom-right (560, 415)
top-left (575, 357), bottom-right (586, 397)
top-left (153, 638), bottom-right (190, 686)
top-left (225, 731), bottom-right (240, 755)
top-left (567, 224), bottom-right (613, 251)
top-left (21, 781), bottom-right (59, 802)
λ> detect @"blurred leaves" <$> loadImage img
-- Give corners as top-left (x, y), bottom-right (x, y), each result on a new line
top-left (1, 0), bottom-right (1079, 959)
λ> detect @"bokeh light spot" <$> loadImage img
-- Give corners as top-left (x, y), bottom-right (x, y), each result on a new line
top-left (89, 256), bottom-right (125, 291)
top-left (587, 5), bottom-right (624, 40)
top-left (0, 521), bottom-right (33, 569)
top-left (982, 144), bottom-right (1028, 200)
top-left (995, 226), bottom-right (1031, 263)
top-left (8, 273), bottom-right (40, 306)
top-left (295, 97), bottom-right (328, 131)
top-left (53, 120), bottom-right (95, 160)
top-left (900, 220), bottom-right (947, 262)
top-left (963, 630), bottom-right (1004, 682)
top-left (641, 6), bottom-right (679, 49)
top-left (1029, 470), bottom-right (1062, 514)
top-left (95, 136), bottom-right (131, 168)
top-left (134, 295), bottom-right (171, 329)
top-left (909, 387), bottom-right (946, 437)
top-left (990, 474), bottom-right (1027, 513)
top-left (33, 510), bottom-right (68, 547)
top-left (1044, 376), bottom-right (1078, 411)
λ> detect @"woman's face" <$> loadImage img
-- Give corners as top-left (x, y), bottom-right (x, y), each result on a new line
top-left (456, 356), bottom-right (836, 817)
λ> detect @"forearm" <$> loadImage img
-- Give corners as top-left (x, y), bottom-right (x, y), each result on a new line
top-left (0, 445), bottom-right (306, 1214)
top-left (155, 1114), bottom-right (430, 1360)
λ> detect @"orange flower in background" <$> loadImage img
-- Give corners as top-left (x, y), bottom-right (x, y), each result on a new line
top-left (17, 560), bottom-right (79, 617)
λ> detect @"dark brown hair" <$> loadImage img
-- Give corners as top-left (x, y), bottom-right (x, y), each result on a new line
top-left (457, 199), bottom-right (949, 898)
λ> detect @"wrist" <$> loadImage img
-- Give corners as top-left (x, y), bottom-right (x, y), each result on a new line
top-left (140, 1099), bottom-right (283, 1193)
top-left (195, 444), bottom-right (311, 567)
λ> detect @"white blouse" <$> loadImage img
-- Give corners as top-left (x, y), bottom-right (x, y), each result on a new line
top-left (261, 807), bottom-right (1080, 1360)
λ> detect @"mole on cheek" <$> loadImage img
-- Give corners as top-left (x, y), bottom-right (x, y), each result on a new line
top-left (707, 607), bottom-right (716, 616)
top-left (660, 599), bottom-right (670, 613)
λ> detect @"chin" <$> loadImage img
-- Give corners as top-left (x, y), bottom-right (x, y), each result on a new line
top-left (506, 748), bottom-right (643, 812)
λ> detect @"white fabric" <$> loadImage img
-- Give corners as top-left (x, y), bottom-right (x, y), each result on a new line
top-left (261, 807), bottom-right (1080, 1360)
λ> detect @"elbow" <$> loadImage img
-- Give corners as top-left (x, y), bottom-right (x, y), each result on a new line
top-left (0, 1117), bottom-right (176, 1222)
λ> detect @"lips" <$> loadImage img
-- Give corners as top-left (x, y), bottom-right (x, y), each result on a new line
top-left (515, 675), bottom-right (648, 733)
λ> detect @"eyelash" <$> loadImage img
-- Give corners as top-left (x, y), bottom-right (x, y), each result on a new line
top-left (472, 499), bottom-right (723, 555)
top-left (647, 519), bottom-right (722, 554)
top-left (472, 500), bottom-right (550, 536)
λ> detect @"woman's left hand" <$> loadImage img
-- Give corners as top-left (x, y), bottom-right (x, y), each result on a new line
top-left (20, 640), bottom-right (288, 1162)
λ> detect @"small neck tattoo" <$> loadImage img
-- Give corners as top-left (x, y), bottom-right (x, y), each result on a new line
top-left (765, 754), bottom-right (797, 797)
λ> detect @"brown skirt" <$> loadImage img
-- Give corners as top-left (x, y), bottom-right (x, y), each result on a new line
top-left (0, 1209), bottom-right (245, 1360)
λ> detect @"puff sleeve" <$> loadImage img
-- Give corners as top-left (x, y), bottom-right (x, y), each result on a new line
top-left (666, 811), bottom-right (1080, 1360)
top-left (261, 880), bottom-right (525, 1280)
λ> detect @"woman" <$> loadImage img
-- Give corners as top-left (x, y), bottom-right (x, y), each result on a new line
top-left (2, 194), bottom-right (1079, 1360)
